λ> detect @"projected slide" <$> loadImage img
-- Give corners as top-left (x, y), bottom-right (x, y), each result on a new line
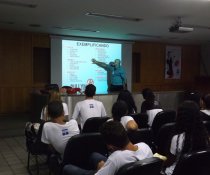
top-left (62, 40), bottom-right (122, 94)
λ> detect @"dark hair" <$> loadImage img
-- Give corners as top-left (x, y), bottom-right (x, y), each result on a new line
top-left (142, 88), bottom-right (154, 100)
top-left (203, 94), bottom-right (210, 109)
top-left (112, 100), bottom-right (128, 121)
top-left (117, 90), bottom-right (137, 114)
top-left (47, 101), bottom-right (64, 119)
top-left (85, 84), bottom-right (96, 97)
top-left (100, 121), bottom-right (129, 149)
top-left (175, 100), bottom-right (210, 154)
top-left (184, 91), bottom-right (201, 106)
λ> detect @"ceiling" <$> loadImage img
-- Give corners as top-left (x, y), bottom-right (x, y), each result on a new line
top-left (0, 0), bottom-right (210, 45)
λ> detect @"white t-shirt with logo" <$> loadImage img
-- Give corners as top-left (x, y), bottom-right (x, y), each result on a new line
top-left (72, 99), bottom-right (107, 128)
top-left (95, 142), bottom-right (153, 175)
top-left (41, 119), bottom-right (79, 155)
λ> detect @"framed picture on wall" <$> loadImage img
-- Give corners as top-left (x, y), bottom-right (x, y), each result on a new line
top-left (165, 46), bottom-right (181, 79)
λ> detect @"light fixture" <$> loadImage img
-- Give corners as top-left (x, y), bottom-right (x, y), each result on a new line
top-left (53, 26), bottom-right (100, 33)
top-left (0, 1), bottom-right (37, 8)
top-left (85, 12), bottom-right (142, 22)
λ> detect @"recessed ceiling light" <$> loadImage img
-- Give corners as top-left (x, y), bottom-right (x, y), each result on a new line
top-left (86, 12), bottom-right (142, 22)
top-left (0, 1), bottom-right (37, 8)
top-left (128, 33), bottom-right (161, 38)
top-left (53, 26), bottom-right (100, 33)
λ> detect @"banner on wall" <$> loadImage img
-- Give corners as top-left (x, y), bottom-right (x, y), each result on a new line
top-left (165, 46), bottom-right (181, 79)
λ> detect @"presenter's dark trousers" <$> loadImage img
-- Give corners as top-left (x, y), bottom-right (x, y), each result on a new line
top-left (109, 84), bottom-right (124, 92)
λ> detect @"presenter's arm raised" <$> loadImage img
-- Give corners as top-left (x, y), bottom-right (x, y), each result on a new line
top-left (91, 58), bottom-right (108, 69)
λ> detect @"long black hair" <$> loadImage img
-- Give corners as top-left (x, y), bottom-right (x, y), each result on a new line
top-left (175, 100), bottom-right (210, 154)
top-left (117, 90), bottom-right (137, 114)
top-left (112, 100), bottom-right (128, 121)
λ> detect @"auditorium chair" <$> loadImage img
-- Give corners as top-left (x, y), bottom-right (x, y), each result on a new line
top-left (155, 122), bottom-right (176, 156)
top-left (127, 128), bottom-right (155, 152)
top-left (48, 132), bottom-right (108, 174)
top-left (203, 120), bottom-right (210, 135)
top-left (82, 117), bottom-right (110, 133)
top-left (151, 110), bottom-right (176, 142)
top-left (115, 157), bottom-right (163, 175)
top-left (130, 113), bottom-right (149, 128)
top-left (172, 149), bottom-right (210, 175)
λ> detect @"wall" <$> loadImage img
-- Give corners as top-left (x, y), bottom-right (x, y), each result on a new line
top-left (0, 29), bottom-right (203, 114)
top-left (0, 30), bottom-right (50, 114)
top-left (132, 42), bottom-right (201, 92)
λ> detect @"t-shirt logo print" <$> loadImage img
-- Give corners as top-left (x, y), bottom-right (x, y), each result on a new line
top-left (89, 104), bottom-right (94, 108)
top-left (62, 129), bottom-right (69, 136)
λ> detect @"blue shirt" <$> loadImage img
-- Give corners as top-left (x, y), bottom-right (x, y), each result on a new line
top-left (107, 65), bottom-right (126, 86)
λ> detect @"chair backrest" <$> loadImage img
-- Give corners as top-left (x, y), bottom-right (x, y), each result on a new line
top-left (127, 128), bottom-right (154, 151)
top-left (130, 113), bottom-right (149, 128)
top-left (62, 132), bottom-right (108, 169)
top-left (115, 157), bottom-right (163, 175)
top-left (151, 110), bottom-right (176, 140)
top-left (82, 117), bottom-right (110, 133)
top-left (173, 149), bottom-right (210, 175)
top-left (203, 120), bottom-right (210, 135)
top-left (155, 122), bottom-right (176, 156)
top-left (201, 111), bottom-right (210, 121)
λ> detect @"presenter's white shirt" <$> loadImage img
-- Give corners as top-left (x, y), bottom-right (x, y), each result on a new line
top-left (95, 142), bottom-right (153, 175)
top-left (40, 102), bottom-right (69, 120)
top-left (41, 119), bottom-right (79, 155)
top-left (72, 99), bottom-right (107, 128)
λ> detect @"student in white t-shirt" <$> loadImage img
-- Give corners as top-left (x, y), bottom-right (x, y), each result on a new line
top-left (71, 84), bottom-right (107, 129)
top-left (164, 101), bottom-right (210, 175)
top-left (40, 90), bottom-right (69, 121)
top-left (41, 101), bottom-right (79, 155)
top-left (63, 121), bottom-right (153, 175)
top-left (111, 100), bottom-right (138, 131)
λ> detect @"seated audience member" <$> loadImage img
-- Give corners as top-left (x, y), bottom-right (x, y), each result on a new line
top-left (111, 100), bottom-right (138, 131)
top-left (41, 90), bottom-right (69, 121)
top-left (63, 121), bottom-right (153, 175)
top-left (140, 88), bottom-right (161, 113)
top-left (41, 101), bottom-right (80, 155)
top-left (117, 90), bottom-right (137, 114)
top-left (72, 84), bottom-right (107, 129)
top-left (164, 101), bottom-right (210, 175)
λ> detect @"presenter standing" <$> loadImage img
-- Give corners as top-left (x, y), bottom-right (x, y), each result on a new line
top-left (92, 58), bottom-right (126, 92)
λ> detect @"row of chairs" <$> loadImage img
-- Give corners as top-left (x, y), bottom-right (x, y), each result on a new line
top-left (48, 129), bottom-right (210, 175)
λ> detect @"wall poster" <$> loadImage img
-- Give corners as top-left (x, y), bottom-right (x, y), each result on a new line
top-left (165, 46), bottom-right (181, 79)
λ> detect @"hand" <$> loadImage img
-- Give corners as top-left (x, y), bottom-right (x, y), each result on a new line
top-left (97, 160), bottom-right (105, 170)
top-left (92, 58), bottom-right (96, 63)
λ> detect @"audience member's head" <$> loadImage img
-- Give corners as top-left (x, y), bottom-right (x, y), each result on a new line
top-left (49, 90), bottom-right (61, 102)
top-left (100, 121), bottom-right (129, 151)
top-left (112, 100), bottom-right (128, 121)
top-left (184, 91), bottom-right (201, 107)
top-left (85, 84), bottom-right (96, 97)
top-left (117, 90), bottom-right (137, 114)
top-left (47, 101), bottom-right (64, 119)
top-left (203, 94), bottom-right (210, 110)
top-left (175, 100), bottom-right (209, 152)
top-left (142, 88), bottom-right (154, 100)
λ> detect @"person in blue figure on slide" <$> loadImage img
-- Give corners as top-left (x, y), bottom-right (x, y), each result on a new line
top-left (92, 58), bottom-right (127, 92)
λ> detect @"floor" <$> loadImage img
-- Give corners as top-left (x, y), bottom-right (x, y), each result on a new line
top-left (0, 114), bottom-right (49, 175)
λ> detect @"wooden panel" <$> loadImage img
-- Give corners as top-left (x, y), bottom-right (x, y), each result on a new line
top-left (32, 34), bottom-right (50, 48)
top-left (132, 42), bottom-right (201, 92)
